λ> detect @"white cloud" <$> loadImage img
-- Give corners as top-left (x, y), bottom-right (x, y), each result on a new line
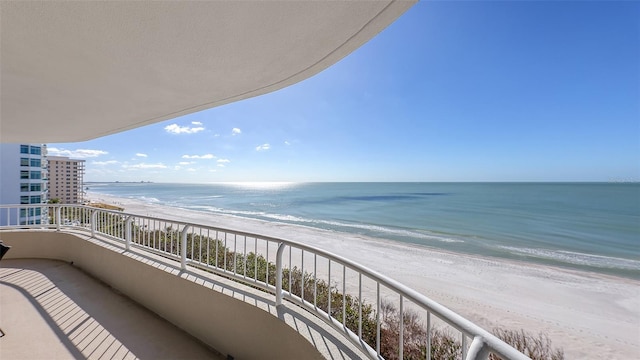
top-left (232, 128), bottom-right (242, 135)
top-left (191, 121), bottom-right (203, 125)
top-left (92, 160), bottom-right (119, 166)
top-left (164, 123), bottom-right (205, 134)
top-left (182, 154), bottom-right (215, 159)
top-left (124, 163), bottom-right (167, 169)
top-left (256, 143), bottom-right (271, 151)
top-left (284, 141), bottom-right (291, 146)
top-left (136, 153), bottom-right (148, 158)
top-left (217, 159), bottom-right (230, 164)
top-left (178, 161), bottom-right (194, 165)
top-left (47, 147), bottom-right (108, 158)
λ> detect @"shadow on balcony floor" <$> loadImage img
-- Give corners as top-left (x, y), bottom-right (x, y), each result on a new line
top-left (0, 258), bottom-right (225, 360)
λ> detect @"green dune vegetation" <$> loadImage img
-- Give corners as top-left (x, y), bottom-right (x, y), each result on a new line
top-left (87, 202), bottom-right (124, 211)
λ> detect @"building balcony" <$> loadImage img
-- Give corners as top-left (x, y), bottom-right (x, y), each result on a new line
top-left (0, 204), bottom-right (529, 360)
top-left (2, 258), bottom-right (228, 359)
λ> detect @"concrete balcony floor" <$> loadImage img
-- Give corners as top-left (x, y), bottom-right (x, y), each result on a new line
top-left (0, 258), bottom-right (225, 360)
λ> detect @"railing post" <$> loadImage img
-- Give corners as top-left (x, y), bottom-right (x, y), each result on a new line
top-left (181, 225), bottom-right (190, 270)
top-left (275, 242), bottom-right (286, 307)
top-left (125, 216), bottom-right (132, 250)
top-left (465, 336), bottom-right (490, 360)
top-left (90, 209), bottom-right (98, 237)
top-left (56, 206), bottom-right (61, 231)
top-left (399, 295), bottom-right (404, 360)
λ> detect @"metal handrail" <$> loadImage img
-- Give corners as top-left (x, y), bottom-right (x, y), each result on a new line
top-left (0, 204), bottom-right (530, 360)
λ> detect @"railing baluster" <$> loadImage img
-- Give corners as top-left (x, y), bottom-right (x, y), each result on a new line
top-left (56, 206), bottom-right (61, 231)
top-left (207, 229), bottom-right (211, 267)
top-left (399, 294), bottom-right (404, 360)
top-left (342, 265), bottom-right (346, 326)
top-left (181, 225), bottom-right (190, 270)
top-left (358, 272), bottom-right (362, 340)
top-left (233, 234), bottom-right (237, 274)
top-left (243, 236), bottom-right (247, 278)
top-left (427, 311), bottom-right (432, 360)
top-left (224, 232), bottom-right (228, 271)
top-left (462, 333), bottom-right (468, 360)
top-left (215, 230), bottom-right (220, 269)
top-left (328, 259), bottom-right (332, 318)
top-left (197, 228), bottom-right (201, 262)
top-left (288, 246), bottom-right (292, 295)
top-left (275, 242), bottom-right (286, 306)
top-left (313, 253), bottom-right (317, 309)
top-left (190, 225), bottom-right (194, 260)
top-left (266, 240), bottom-right (270, 285)
top-left (125, 216), bottom-right (132, 250)
top-left (376, 282), bottom-right (381, 357)
top-left (90, 209), bottom-right (97, 237)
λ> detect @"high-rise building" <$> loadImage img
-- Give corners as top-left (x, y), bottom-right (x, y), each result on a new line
top-left (47, 156), bottom-right (86, 204)
top-left (0, 143), bottom-right (48, 225)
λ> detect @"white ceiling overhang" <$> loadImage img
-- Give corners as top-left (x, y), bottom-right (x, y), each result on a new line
top-left (0, 1), bottom-right (415, 143)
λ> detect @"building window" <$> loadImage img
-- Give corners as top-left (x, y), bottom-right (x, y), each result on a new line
top-left (20, 171), bottom-right (29, 179)
top-left (29, 146), bottom-right (41, 155)
top-left (20, 196), bottom-right (29, 204)
top-left (21, 208), bottom-right (41, 217)
top-left (30, 196), bottom-right (41, 204)
top-left (30, 171), bottom-right (41, 179)
top-left (20, 145), bottom-right (29, 154)
top-left (20, 183), bottom-right (29, 192)
top-left (30, 183), bottom-right (42, 192)
top-left (20, 219), bottom-right (42, 225)
top-left (20, 158), bottom-right (29, 166)
top-left (30, 158), bottom-right (41, 167)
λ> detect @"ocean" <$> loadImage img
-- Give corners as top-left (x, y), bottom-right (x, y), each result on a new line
top-left (86, 182), bottom-right (640, 279)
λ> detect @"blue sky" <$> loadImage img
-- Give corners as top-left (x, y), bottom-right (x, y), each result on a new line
top-left (48, 1), bottom-right (640, 183)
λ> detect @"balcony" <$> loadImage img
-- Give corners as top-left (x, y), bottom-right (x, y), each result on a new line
top-left (0, 204), bottom-right (529, 360)
top-left (1, 258), bottom-right (226, 359)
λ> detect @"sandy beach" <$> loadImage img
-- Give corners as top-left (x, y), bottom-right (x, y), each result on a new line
top-left (87, 192), bottom-right (639, 359)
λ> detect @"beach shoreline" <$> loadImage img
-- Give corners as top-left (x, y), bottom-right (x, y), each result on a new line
top-left (86, 191), bottom-right (640, 359)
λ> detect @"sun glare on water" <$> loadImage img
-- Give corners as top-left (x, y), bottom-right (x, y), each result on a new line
top-left (215, 182), bottom-right (300, 190)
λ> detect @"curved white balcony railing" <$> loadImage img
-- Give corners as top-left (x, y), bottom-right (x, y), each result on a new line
top-left (0, 204), bottom-right (530, 360)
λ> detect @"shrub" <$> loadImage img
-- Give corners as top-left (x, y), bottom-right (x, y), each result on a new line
top-left (491, 328), bottom-right (564, 360)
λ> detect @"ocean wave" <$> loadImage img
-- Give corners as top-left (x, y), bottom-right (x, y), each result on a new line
top-left (184, 205), bottom-right (463, 244)
top-left (249, 202), bottom-right (279, 208)
top-left (136, 196), bottom-right (160, 203)
top-left (500, 246), bottom-right (640, 270)
top-left (188, 195), bottom-right (223, 200)
top-left (259, 213), bottom-right (435, 239)
top-left (312, 219), bottom-right (464, 243)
